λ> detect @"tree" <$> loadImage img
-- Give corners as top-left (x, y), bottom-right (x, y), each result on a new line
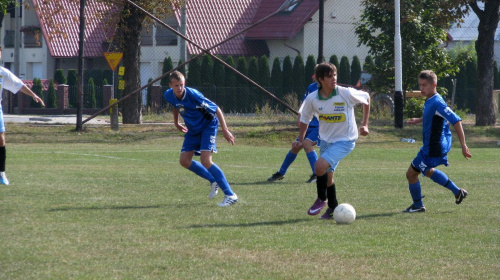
top-left (271, 57), bottom-right (282, 97)
top-left (47, 80), bottom-right (57, 108)
top-left (292, 55), bottom-right (305, 95)
top-left (187, 57), bottom-right (201, 87)
top-left (355, 0), bottom-right (471, 95)
top-left (67, 69), bottom-right (78, 108)
top-left (200, 54), bottom-right (214, 86)
top-left (494, 61), bottom-right (500, 89)
top-left (351, 55), bottom-right (362, 86)
top-left (225, 56), bottom-right (237, 112)
top-left (282, 56), bottom-right (293, 95)
top-left (54, 69), bottom-right (66, 85)
top-left (470, 0), bottom-right (500, 126)
top-left (305, 55), bottom-right (316, 85)
top-left (160, 56), bottom-right (173, 90)
top-left (248, 56), bottom-right (259, 110)
top-left (85, 77), bottom-right (97, 108)
top-left (258, 55), bottom-right (271, 90)
top-left (31, 78), bottom-right (43, 108)
top-left (329, 55), bottom-right (339, 69)
top-left (338, 56), bottom-right (350, 85)
top-left (236, 56), bottom-right (249, 112)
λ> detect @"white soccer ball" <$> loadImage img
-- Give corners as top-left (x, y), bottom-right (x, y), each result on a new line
top-left (333, 203), bottom-right (356, 224)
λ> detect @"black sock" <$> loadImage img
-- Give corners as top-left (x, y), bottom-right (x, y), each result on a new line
top-left (316, 174), bottom-right (328, 201)
top-left (327, 183), bottom-right (338, 209)
top-left (0, 146), bottom-right (5, 172)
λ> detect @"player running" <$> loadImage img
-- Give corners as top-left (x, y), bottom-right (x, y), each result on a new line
top-left (403, 70), bottom-right (471, 213)
top-left (164, 71), bottom-right (238, 207)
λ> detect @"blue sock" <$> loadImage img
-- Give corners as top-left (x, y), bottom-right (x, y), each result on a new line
top-left (278, 151), bottom-right (297, 175)
top-left (409, 181), bottom-right (424, 207)
top-left (430, 169), bottom-right (460, 195)
top-left (188, 161), bottom-right (215, 183)
top-left (306, 151), bottom-right (318, 175)
top-left (207, 164), bottom-right (234, 196)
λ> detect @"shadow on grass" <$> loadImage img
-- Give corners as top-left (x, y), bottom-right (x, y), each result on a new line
top-left (356, 212), bottom-right (400, 219)
top-left (48, 205), bottom-right (162, 212)
top-left (186, 218), bottom-right (311, 229)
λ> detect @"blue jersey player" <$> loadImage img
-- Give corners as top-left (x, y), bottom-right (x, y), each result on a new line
top-left (268, 82), bottom-right (320, 183)
top-left (164, 71), bottom-right (238, 207)
top-left (403, 70), bottom-right (472, 213)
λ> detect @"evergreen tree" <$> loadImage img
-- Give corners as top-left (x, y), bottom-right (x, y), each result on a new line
top-left (201, 54), bottom-right (214, 86)
top-left (67, 69), bottom-right (78, 107)
top-left (161, 56), bottom-right (173, 89)
top-left (31, 78), bottom-right (43, 108)
top-left (455, 65), bottom-right (468, 110)
top-left (187, 57), bottom-right (201, 87)
top-left (329, 55), bottom-right (339, 69)
top-left (248, 56), bottom-right (259, 110)
top-left (85, 77), bottom-right (97, 108)
top-left (305, 55), bottom-right (316, 85)
top-left (258, 55), bottom-right (271, 89)
top-left (236, 56), bottom-right (249, 112)
top-left (282, 56), bottom-right (293, 94)
top-left (213, 56), bottom-right (225, 108)
top-left (292, 55), bottom-right (305, 94)
top-left (465, 59), bottom-right (477, 113)
top-left (147, 77), bottom-right (153, 109)
top-left (338, 56), bottom-right (350, 85)
top-left (103, 78), bottom-right (109, 85)
top-left (271, 57), bottom-right (282, 97)
top-left (363, 55), bottom-right (374, 71)
top-left (350, 55), bottom-right (362, 86)
top-left (225, 56), bottom-right (237, 112)
top-left (47, 80), bottom-right (57, 108)
top-left (54, 69), bottom-right (66, 85)
top-left (177, 59), bottom-right (186, 76)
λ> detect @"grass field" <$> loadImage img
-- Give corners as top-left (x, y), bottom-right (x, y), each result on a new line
top-left (1, 118), bottom-right (499, 279)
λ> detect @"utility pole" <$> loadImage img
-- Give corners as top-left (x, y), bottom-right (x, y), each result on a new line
top-left (14, 0), bottom-right (21, 76)
top-left (394, 0), bottom-right (404, 128)
top-left (317, 0), bottom-right (324, 63)
top-left (76, 0), bottom-right (86, 131)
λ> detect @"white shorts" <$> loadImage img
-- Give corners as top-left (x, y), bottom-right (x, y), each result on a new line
top-left (319, 140), bottom-right (356, 172)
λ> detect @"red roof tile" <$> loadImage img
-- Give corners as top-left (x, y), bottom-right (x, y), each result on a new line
top-left (33, 0), bottom-right (117, 58)
top-left (185, 0), bottom-right (268, 57)
top-left (245, 0), bottom-right (319, 40)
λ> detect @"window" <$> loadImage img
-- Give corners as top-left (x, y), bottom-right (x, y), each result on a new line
top-left (155, 17), bottom-right (179, 46)
top-left (279, 0), bottom-right (301, 13)
top-left (4, 30), bottom-right (15, 48)
top-left (24, 33), bottom-right (42, 48)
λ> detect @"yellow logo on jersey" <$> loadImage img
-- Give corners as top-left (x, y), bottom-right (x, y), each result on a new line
top-left (319, 114), bottom-right (345, 123)
top-left (334, 102), bottom-right (345, 106)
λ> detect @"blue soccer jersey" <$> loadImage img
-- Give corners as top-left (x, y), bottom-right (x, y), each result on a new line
top-left (420, 93), bottom-right (461, 157)
top-left (304, 82), bottom-right (319, 127)
top-left (164, 87), bottom-right (218, 134)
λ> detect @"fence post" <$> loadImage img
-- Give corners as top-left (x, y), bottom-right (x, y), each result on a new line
top-left (57, 85), bottom-right (69, 111)
top-left (109, 98), bottom-right (119, 131)
top-left (102, 85), bottom-right (114, 109)
top-left (151, 85), bottom-right (162, 112)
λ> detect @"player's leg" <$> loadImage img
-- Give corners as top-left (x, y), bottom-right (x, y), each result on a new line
top-left (0, 111), bottom-right (8, 185)
top-left (268, 143), bottom-right (300, 182)
top-left (302, 138), bottom-right (318, 183)
top-left (403, 155), bottom-right (425, 212)
top-left (425, 168), bottom-right (468, 205)
top-left (199, 122), bottom-right (237, 206)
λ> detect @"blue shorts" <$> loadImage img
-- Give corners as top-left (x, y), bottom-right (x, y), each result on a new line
top-left (296, 125), bottom-right (320, 146)
top-left (181, 118), bottom-right (218, 155)
top-left (319, 140), bottom-right (356, 172)
top-left (411, 150), bottom-right (449, 176)
top-left (0, 107), bottom-right (5, 133)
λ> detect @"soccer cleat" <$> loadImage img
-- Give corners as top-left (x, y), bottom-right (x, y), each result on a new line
top-left (306, 174), bottom-right (317, 183)
top-left (402, 204), bottom-right (426, 213)
top-left (209, 182), bottom-right (219, 199)
top-left (218, 194), bottom-right (238, 207)
top-left (319, 207), bottom-right (334, 220)
top-left (307, 198), bottom-right (326, 215)
top-left (267, 172), bottom-right (284, 182)
top-left (0, 172), bottom-right (9, 185)
top-left (455, 188), bottom-right (468, 205)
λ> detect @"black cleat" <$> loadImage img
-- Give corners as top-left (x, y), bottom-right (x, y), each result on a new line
top-left (455, 189), bottom-right (468, 204)
top-left (306, 174), bottom-right (317, 183)
top-left (402, 204), bottom-right (426, 213)
top-left (268, 172), bottom-right (284, 182)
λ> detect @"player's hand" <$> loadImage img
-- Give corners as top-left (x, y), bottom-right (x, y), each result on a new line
top-left (223, 129), bottom-right (235, 145)
top-left (175, 123), bottom-right (188, 133)
top-left (462, 145), bottom-right (472, 160)
top-left (360, 125), bottom-right (369, 136)
top-left (33, 96), bottom-right (45, 107)
top-left (407, 118), bottom-right (421, 126)
top-left (292, 141), bottom-right (303, 150)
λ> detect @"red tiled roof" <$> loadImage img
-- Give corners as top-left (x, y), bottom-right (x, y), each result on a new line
top-left (185, 0), bottom-right (269, 57)
top-left (23, 79), bottom-right (54, 91)
top-left (33, 0), bottom-right (117, 58)
top-left (245, 0), bottom-right (319, 40)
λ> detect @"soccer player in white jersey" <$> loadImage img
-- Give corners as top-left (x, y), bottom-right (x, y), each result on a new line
top-left (164, 71), bottom-right (237, 207)
top-left (0, 46), bottom-right (45, 185)
top-left (294, 62), bottom-right (370, 219)
top-left (403, 70), bottom-right (471, 213)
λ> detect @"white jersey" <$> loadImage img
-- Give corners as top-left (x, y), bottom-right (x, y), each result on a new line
top-left (299, 85), bottom-right (369, 143)
top-left (0, 66), bottom-right (25, 103)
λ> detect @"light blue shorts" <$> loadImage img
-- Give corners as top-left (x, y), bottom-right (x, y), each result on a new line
top-left (181, 118), bottom-right (218, 155)
top-left (319, 140), bottom-right (356, 172)
top-left (0, 107), bottom-right (5, 133)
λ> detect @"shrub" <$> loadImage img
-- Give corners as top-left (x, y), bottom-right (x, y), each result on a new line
top-left (47, 80), bottom-right (57, 108)
top-left (404, 97), bottom-right (425, 118)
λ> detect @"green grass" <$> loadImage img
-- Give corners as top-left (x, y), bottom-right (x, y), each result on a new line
top-left (0, 120), bottom-right (499, 279)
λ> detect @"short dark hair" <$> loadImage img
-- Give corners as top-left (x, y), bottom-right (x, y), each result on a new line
top-left (418, 70), bottom-right (437, 84)
top-left (314, 62), bottom-right (337, 82)
top-left (169, 71), bottom-right (185, 83)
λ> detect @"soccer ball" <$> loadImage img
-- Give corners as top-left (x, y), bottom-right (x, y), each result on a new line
top-left (333, 203), bottom-right (356, 224)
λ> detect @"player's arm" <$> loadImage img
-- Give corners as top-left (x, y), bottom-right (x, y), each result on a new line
top-left (407, 117), bottom-right (423, 125)
top-left (20, 85), bottom-right (45, 106)
top-left (360, 96), bottom-right (370, 136)
top-left (172, 108), bottom-right (187, 133)
top-left (453, 121), bottom-right (472, 159)
top-left (216, 107), bottom-right (235, 145)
